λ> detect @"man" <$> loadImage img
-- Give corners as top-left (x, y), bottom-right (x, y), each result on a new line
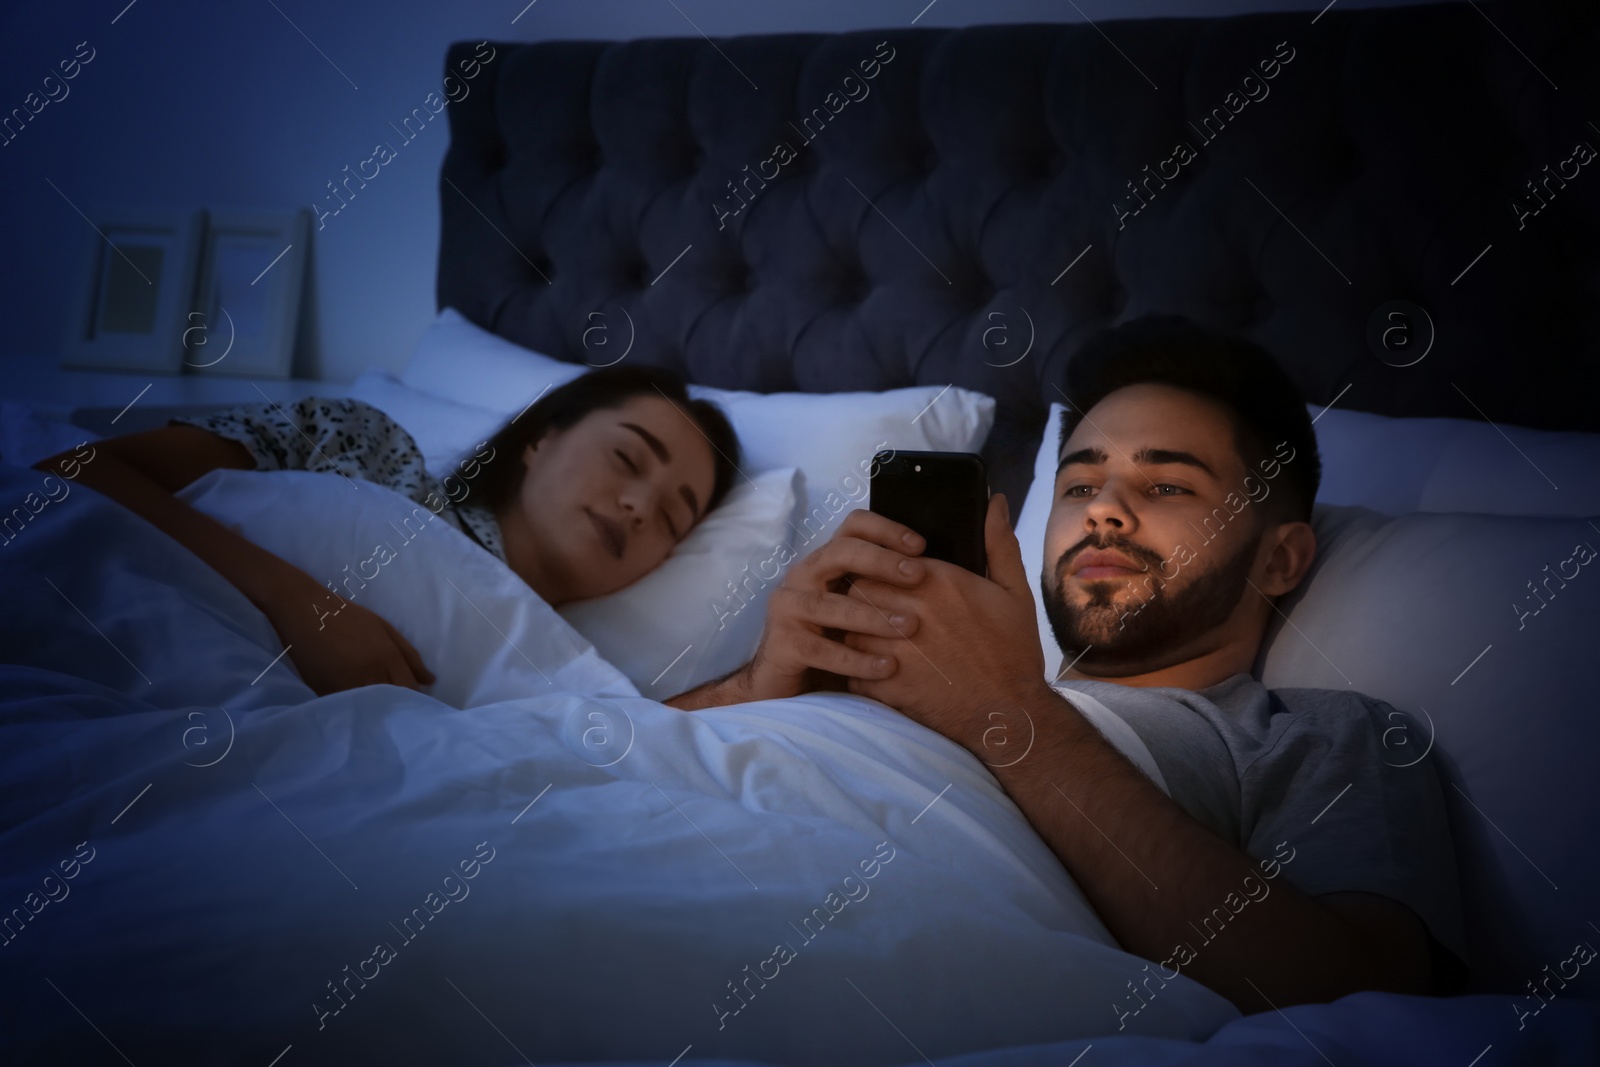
top-left (669, 315), bottom-right (1466, 1015)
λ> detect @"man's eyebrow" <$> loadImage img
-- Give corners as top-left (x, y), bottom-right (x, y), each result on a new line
top-left (622, 422), bottom-right (671, 464)
top-left (1057, 444), bottom-right (1217, 479)
top-left (1058, 445), bottom-right (1107, 471)
top-left (1135, 447), bottom-right (1217, 478)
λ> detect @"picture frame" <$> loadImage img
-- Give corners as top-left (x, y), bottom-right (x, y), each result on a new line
top-left (60, 208), bottom-right (206, 374)
top-left (187, 208), bottom-right (310, 379)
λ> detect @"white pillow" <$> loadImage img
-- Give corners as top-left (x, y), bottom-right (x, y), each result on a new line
top-left (688, 382), bottom-right (993, 558)
top-left (1307, 403), bottom-right (1600, 518)
top-left (0, 400), bottom-right (93, 468)
top-left (1016, 403), bottom-right (1068, 682)
top-left (175, 469), bottom-right (637, 709)
top-left (558, 466), bottom-right (803, 700)
top-left (345, 368), bottom-right (505, 474)
top-left (402, 309), bottom-right (997, 555)
top-left (399, 307), bottom-right (585, 409)
top-left (1257, 504), bottom-right (1600, 990)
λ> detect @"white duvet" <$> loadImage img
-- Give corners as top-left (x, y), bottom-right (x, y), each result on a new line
top-left (0, 462), bottom-right (1238, 1066)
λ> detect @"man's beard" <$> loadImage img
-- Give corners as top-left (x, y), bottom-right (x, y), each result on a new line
top-left (1041, 530), bottom-right (1258, 677)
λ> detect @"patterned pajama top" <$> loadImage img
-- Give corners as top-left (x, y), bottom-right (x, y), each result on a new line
top-left (170, 396), bottom-right (507, 561)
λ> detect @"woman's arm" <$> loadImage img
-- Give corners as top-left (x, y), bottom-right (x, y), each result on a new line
top-left (31, 424), bottom-right (435, 695)
top-left (41, 425), bottom-right (290, 610)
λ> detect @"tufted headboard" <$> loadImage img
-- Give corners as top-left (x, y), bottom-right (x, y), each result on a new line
top-left (437, 0), bottom-right (1598, 507)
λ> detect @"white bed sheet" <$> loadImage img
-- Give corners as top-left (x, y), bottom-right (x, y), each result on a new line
top-left (0, 460), bottom-right (1238, 1065)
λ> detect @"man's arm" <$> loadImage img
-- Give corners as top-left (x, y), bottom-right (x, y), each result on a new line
top-left (969, 683), bottom-right (1432, 1012)
top-left (843, 494), bottom-right (1432, 1013)
top-left (665, 662), bottom-right (761, 711)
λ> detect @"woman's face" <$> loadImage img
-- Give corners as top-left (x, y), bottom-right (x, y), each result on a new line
top-left (502, 394), bottom-right (718, 604)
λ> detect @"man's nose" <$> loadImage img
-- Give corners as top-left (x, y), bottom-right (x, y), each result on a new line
top-left (1084, 482), bottom-right (1135, 530)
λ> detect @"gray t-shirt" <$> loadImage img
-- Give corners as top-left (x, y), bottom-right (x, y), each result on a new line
top-left (1052, 672), bottom-right (1468, 989)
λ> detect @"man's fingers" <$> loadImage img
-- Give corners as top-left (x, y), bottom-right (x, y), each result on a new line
top-left (777, 587), bottom-right (918, 638)
top-left (797, 535), bottom-right (926, 590)
top-left (790, 628), bottom-right (896, 680)
top-left (842, 579), bottom-right (918, 624)
top-left (984, 492), bottom-right (1030, 596)
top-left (837, 508), bottom-right (926, 555)
top-left (841, 630), bottom-right (896, 658)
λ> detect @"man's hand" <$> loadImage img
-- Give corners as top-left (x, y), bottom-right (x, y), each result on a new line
top-left (843, 493), bottom-right (1052, 752)
top-left (665, 509), bottom-right (930, 710)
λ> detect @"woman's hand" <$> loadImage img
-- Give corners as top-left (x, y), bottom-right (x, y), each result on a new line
top-left (34, 430), bottom-right (436, 697)
top-left (739, 509), bottom-right (930, 703)
top-left (258, 567), bottom-right (436, 696)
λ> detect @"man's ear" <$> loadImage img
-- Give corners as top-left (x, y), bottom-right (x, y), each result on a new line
top-left (1258, 520), bottom-right (1316, 597)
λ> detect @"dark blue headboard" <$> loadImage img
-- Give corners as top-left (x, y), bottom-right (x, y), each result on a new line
top-left (437, 0), bottom-right (1597, 505)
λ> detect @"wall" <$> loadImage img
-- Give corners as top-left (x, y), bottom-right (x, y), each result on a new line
top-left (0, 0), bottom-right (1447, 384)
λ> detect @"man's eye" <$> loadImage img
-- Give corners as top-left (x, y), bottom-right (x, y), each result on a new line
top-left (615, 449), bottom-right (638, 473)
top-left (1063, 483), bottom-right (1187, 498)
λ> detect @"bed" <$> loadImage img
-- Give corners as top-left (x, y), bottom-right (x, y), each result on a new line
top-left (3, 1), bottom-right (1599, 1064)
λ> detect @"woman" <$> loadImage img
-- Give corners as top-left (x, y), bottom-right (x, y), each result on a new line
top-left (41, 366), bottom-right (740, 696)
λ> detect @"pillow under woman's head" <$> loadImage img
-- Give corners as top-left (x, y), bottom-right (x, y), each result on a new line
top-left (391, 308), bottom-right (997, 565)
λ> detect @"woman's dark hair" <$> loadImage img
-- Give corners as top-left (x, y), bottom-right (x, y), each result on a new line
top-left (1058, 315), bottom-right (1321, 523)
top-left (465, 365), bottom-right (741, 518)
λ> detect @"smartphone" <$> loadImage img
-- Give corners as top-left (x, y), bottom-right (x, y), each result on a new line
top-left (869, 450), bottom-right (988, 576)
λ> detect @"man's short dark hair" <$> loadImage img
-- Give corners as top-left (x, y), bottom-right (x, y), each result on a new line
top-left (1057, 315), bottom-right (1321, 524)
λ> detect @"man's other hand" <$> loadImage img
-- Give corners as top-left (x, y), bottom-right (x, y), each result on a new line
top-left (844, 493), bottom-right (1052, 748)
top-left (740, 508), bottom-right (931, 703)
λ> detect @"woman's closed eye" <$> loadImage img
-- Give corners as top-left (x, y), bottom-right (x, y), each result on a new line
top-left (616, 446), bottom-right (685, 539)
